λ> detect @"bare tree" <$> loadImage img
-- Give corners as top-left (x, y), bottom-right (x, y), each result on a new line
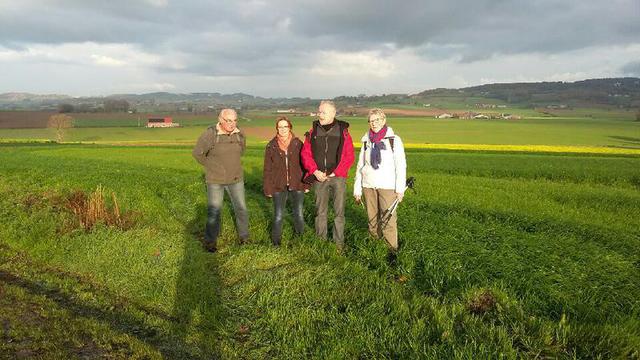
top-left (48, 114), bottom-right (74, 143)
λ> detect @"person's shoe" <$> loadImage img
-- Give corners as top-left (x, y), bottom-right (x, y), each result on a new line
top-left (387, 250), bottom-right (398, 267)
top-left (336, 244), bottom-right (345, 255)
top-left (204, 243), bottom-right (217, 253)
top-left (272, 238), bottom-right (281, 247)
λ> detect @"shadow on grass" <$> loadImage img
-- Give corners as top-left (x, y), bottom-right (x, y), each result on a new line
top-left (245, 166), bottom-right (274, 242)
top-left (0, 247), bottom-right (195, 358)
top-left (171, 202), bottom-right (226, 359)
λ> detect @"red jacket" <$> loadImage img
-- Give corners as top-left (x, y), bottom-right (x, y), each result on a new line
top-left (301, 120), bottom-right (355, 179)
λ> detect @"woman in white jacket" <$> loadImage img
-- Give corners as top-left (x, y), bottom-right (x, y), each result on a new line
top-left (353, 108), bottom-right (406, 252)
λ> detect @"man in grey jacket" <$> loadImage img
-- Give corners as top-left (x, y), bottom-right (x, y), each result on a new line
top-left (192, 108), bottom-right (249, 252)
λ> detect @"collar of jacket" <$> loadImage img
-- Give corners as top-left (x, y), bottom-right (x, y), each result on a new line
top-left (312, 119), bottom-right (349, 132)
top-left (216, 123), bottom-right (241, 135)
top-left (268, 136), bottom-right (298, 148)
top-left (361, 126), bottom-right (395, 142)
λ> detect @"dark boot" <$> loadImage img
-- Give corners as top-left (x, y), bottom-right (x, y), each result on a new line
top-left (204, 242), bottom-right (217, 253)
top-left (387, 250), bottom-right (397, 267)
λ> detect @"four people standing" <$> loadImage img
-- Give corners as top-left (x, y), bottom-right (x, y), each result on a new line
top-left (193, 104), bottom-right (406, 254)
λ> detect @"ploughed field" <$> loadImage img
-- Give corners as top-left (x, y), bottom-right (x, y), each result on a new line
top-left (1, 143), bottom-right (639, 359)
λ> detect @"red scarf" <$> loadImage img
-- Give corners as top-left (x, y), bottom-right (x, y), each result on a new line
top-left (368, 125), bottom-right (387, 143)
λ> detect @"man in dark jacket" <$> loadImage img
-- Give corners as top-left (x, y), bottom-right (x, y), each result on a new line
top-left (301, 100), bottom-right (355, 251)
top-left (192, 108), bottom-right (249, 252)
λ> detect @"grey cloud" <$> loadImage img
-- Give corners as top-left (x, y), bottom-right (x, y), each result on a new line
top-left (0, 0), bottom-right (311, 76)
top-left (0, 0), bottom-right (638, 79)
top-left (285, 0), bottom-right (640, 59)
top-left (621, 61), bottom-right (640, 76)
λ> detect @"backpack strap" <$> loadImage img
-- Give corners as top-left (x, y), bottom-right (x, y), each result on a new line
top-left (387, 137), bottom-right (395, 152)
top-left (364, 137), bottom-right (394, 152)
top-left (207, 126), bottom-right (246, 153)
top-left (204, 126), bottom-right (218, 156)
top-left (237, 131), bottom-right (246, 152)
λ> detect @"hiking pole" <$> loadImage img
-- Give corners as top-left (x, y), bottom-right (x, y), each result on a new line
top-left (380, 177), bottom-right (415, 229)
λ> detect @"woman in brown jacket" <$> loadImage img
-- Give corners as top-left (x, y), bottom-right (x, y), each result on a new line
top-left (263, 116), bottom-right (310, 246)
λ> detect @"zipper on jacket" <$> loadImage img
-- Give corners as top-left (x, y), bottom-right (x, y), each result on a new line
top-left (285, 150), bottom-right (290, 188)
top-left (324, 136), bottom-right (328, 171)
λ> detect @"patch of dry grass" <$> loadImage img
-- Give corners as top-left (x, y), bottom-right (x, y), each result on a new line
top-left (63, 186), bottom-right (136, 231)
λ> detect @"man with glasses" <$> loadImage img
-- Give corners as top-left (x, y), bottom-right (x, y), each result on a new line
top-left (192, 108), bottom-right (249, 252)
top-left (301, 100), bottom-right (355, 253)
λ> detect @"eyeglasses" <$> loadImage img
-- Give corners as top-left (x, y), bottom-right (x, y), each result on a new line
top-left (221, 118), bottom-right (237, 124)
top-left (368, 118), bottom-right (384, 124)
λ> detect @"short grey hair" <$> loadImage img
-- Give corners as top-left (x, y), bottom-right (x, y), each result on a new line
top-left (368, 108), bottom-right (386, 122)
top-left (319, 100), bottom-right (336, 110)
top-left (218, 108), bottom-right (237, 120)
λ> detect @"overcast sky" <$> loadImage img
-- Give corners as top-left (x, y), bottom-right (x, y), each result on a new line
top-left (1, 0), bottom-right (639, 98)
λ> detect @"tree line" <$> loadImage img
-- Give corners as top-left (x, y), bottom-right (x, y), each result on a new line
top-left (57, 99), bottom-right (131, 113)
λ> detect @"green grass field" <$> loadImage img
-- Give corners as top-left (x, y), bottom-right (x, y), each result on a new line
top-left (1, 141), bottom-right (639, 358)
top-left (1, 113), bottom-right (639, 148)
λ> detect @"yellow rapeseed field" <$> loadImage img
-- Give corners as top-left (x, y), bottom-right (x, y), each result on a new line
top-left (352, 142), bottom-right (640, 155)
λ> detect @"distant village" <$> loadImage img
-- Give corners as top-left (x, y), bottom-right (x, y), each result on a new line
top-left (434, 112), bottom-right (522, 120)
top-left (275, 106), bottom-right (524, 120)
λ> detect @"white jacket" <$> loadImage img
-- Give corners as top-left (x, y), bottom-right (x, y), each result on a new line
top-left (353, 127), bottom-right (407, 197)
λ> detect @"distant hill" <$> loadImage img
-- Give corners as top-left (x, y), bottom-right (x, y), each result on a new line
top-left (2, 78), bottom-right (639, 111)
top-left (106, 92), bottom-right (313, 105)
top-left (0, 92), bottom-right (72, 102)
top-left (412, 78), bottom-right (640, 108)
top-left (0, 91), bottom-right (314, 111)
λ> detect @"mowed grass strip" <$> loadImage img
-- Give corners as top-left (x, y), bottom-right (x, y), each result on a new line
top-left (0, 144), bottom-right (639, 358)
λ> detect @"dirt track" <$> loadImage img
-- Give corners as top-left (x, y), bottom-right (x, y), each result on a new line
top-left (242, 126), bottom-right (274, 141)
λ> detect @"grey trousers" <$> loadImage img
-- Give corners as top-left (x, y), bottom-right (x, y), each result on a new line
top-left (363, 187), bottom-right (398, 250)
top-left (313, 176), bottom-right (346, 247)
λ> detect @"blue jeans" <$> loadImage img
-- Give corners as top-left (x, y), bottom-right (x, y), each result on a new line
top-left (271, 190), bottom-right (305, 245)
top-left (205, 181), bottom-right (249, 248)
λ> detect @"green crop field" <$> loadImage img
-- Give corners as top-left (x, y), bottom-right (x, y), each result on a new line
top-left (1, 139), bottom-right (639, 358)
top-left (1, 108), bottom-right (639, 358)
top-left (1, 113), bottom-right (639, 148)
